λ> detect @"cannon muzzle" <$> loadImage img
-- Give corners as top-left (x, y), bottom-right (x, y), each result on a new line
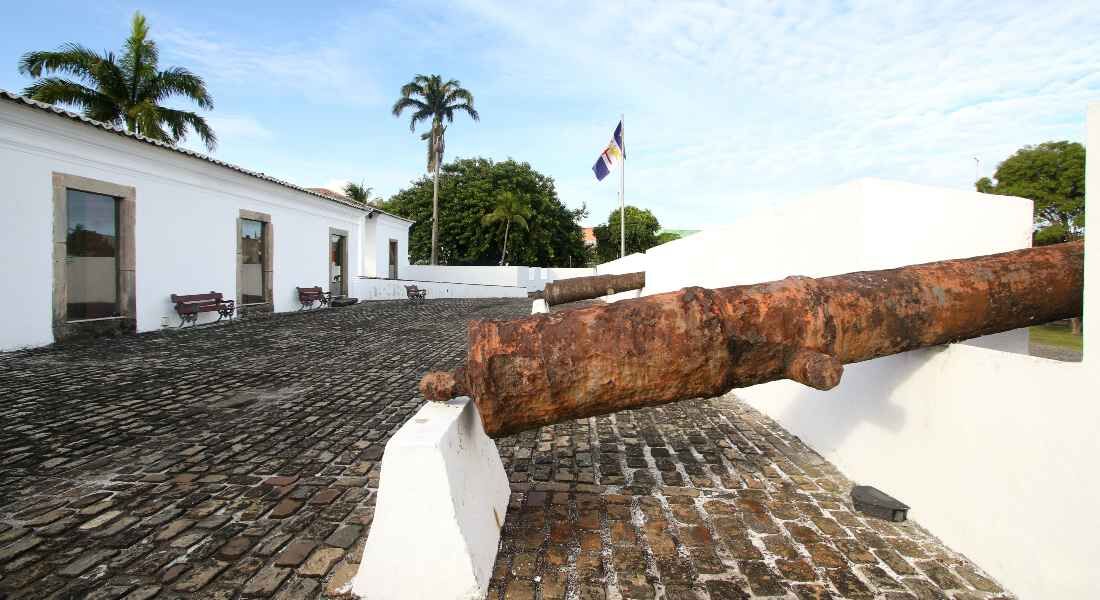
top-left (543, 271), bottom-right (645, 305)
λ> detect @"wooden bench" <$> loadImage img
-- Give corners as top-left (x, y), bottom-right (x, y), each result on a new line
top-left (170, 292), bottom-right (235, 327)
top-left (297, 286), bottom-right (332, 310)
top-left (405, 285), bottom-right (427, 301)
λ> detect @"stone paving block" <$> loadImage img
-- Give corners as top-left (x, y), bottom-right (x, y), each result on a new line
top-left (0, 299), bottom-right (1015, 600)
top-left (242, 564), bottom-right (291, 597)
top-left (172, 560), bottom-right (229, 592)
top-left (274, 539), bottom-right (317, 567)
top-left (298, 546), bottom-right (344, 577)
top-left (58, 549), bottom-right (119, 577)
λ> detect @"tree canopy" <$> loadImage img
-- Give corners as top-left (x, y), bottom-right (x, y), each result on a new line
top-left (593, 206), bottom-right (661, 263)
top-left (975, 141), bottom-right (1085, 245)
top-left (18, 11), bottom-right (216, 150)
top-left (379, 158), bottom-right (587, 266)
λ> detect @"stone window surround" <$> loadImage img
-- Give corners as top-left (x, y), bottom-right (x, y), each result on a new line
top-left (237, 209), bottom-right (274, 307)
top-left (329, 227), bottom-right (349, 297)
top-left (51, 172), bottom-right (136, 341)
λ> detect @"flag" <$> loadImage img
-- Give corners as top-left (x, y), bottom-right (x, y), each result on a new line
top-left (592, 121), bottom-right (624, 181)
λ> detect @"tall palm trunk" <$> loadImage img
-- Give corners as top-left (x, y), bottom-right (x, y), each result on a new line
top-left (431, 160), bottom-right (440, 265)
top-left (430, 120), bottom-right (443, 265)
top-left (500, 221), bottom-right (511, 265)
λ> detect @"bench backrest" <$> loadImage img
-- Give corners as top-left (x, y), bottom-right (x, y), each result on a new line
top-left (404, 285), bottom-right (420, 292)
top-left (171, 291), bottom-right (224, 304)
top-left (298, 286), bottom-right (323, 297)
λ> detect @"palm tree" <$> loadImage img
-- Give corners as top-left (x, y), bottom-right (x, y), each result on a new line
top-left (18, 11), bottom-right (216, 151)
top-left (482, 191), bottom-right (532, 266)
top-left (344, 181), bottom-right (373, 206)
top-left (392, 74), bottom-right (479, 264)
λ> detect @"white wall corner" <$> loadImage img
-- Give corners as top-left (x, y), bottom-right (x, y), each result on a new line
top-left (1084, 102), bottom-right (1099, 365)
top-left (352, 397), bottom-right (509, 600)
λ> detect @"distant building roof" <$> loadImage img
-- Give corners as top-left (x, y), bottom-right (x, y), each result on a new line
top-left (304, 188), bottom-right (414, 224)
top-left (581, 227), bottom-right (597, 246)
top-left (0, 88), bottom-right (369, 213)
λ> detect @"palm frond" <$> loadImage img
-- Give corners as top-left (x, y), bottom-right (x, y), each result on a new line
top-left (127, 100), bottom-right (168, 142)
top-left (448, 102), bottom-right (480, 121)
top-left (121, 12), bottom-right (159, 103)
top-left (145, 67), bottom-right (213, 108)
top-left (156, 106), bottom-right (217, 150)
top-left (392, 97), bottom-right (427, 120)
top-left (21, 78), bottom-right (121, 124)
top-left (17, 44), bottom-right (106, 82)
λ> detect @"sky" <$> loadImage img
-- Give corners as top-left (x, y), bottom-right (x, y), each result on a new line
top-left (1, 1), bottom-right (1097, 228)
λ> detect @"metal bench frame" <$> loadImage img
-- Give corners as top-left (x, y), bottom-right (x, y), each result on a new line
top-left (405, 285), bottom-right (427, 301)
top-left (297, 286), bottom-right (332, 311)
top-left (170, 292), bottom-right (236, 327)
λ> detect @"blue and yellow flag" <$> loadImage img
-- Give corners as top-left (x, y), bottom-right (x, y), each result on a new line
top-left (592, 121), bottom-right (624, 181)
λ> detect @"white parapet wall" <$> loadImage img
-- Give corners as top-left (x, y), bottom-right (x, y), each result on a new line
top-left (354, 397), bottom-right (510, 600)
top-left (353, 277), bottom-right (527, 300)
top-left (404, 265), bottom-right (595, 293)
top-left (628, 164), bottom-right (1099, 597)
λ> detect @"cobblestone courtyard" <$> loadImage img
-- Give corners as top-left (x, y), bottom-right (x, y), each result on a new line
top-left (0, 299), bottom-right (1011, 600)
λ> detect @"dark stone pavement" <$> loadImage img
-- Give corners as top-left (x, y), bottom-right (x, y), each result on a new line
top-left (0, 299), bottom-right (1012, 599)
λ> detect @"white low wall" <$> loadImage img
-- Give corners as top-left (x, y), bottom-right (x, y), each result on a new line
top-left (404, 265), bottom-right (595, 292)
top-left (595, 253), bottom-right (648, 302)
top-left (628, 170), bottom-right (1099, 598)
top-left (353, 277), bottom-right (527, 301)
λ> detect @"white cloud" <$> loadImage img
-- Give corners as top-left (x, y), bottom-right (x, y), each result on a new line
top-left (205, 114), bottom-right (274, 141)
top-left (453, 0), bottom-right (1100, 228)
top-left (158, 28), bottom-right (379, 107)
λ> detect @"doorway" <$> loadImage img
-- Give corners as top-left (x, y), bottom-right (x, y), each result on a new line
top-left (330, 229), bottom-right (348, 296)
top-left (388, 239), bottom-right (398, 279)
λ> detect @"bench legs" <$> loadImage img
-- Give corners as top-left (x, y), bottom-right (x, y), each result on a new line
top-left (178, 313), bottom-right (198, 328)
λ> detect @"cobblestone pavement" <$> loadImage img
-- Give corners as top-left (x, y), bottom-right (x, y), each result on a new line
top-left (0, 299), bottom-right (1012, 600)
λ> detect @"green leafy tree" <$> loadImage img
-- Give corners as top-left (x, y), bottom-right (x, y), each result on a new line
top-left (482, 191), bottom-right (532, 265)
top-left (975, 141), bottom-right (1085, 245)
top-left (18, 11), bottom-right (216, 150)
top-left (343, 181), bottom-right (374, 206)
top-left (593, 206), bottom-right (661, 263)
top-left (655, 231), bottom-right (682, 245)
top-left (392, 74), bottom-right (479, 265)
top-left (378, 158), bottom-right (586, 267)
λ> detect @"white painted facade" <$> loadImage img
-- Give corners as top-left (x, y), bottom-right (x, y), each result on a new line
top-left (607, 158), bottom-right (1097, 595)
top-left (362, 211), bottom-right (413, 278)
top-left (0, 93), bottom-right (600, 350)
top-left (0, 98), bottom-right (372, 350)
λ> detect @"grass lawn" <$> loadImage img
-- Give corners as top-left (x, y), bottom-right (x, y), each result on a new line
top-left (1030, 322), bottom-right (1083, 350)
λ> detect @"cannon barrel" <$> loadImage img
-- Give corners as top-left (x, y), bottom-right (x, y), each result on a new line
top-left (543, 271), bottom-right (645, 305)
top-left (421, 241), bottom-right (1084, 438)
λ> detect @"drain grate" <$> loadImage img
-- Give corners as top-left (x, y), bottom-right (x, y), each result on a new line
top-left (852, 485), bottom-right (909, 522)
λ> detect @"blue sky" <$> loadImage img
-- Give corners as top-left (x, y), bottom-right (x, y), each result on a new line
top-left (2, 1), bottom-right (1098, 228)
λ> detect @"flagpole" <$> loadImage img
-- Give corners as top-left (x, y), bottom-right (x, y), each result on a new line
top-left (620, 114), bottom-right (625, 259)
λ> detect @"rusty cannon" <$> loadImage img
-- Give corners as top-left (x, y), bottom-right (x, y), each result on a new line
top-left (421, 241), bottom-right (1084, 438)
top-left (543, 271), bottom-right (645, 305)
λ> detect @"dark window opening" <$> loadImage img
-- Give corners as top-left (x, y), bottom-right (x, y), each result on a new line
top-left (66, 189), bottom-right (119, 320)
top-left (241, 218), bottom-right (265, 304)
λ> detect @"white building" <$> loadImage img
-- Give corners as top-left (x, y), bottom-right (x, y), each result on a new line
top-left (0, 90), bottom-right (424, 350)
